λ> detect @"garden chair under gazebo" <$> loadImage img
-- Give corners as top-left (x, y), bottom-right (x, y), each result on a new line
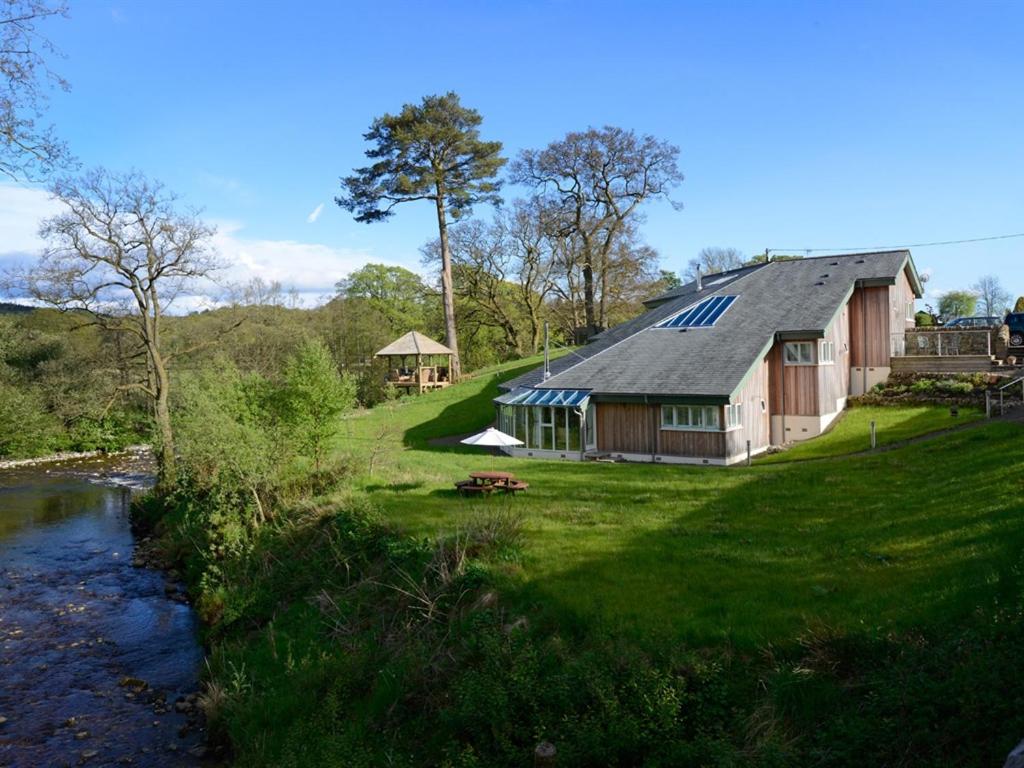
top-left (375, 331), bottom-right (455, 393)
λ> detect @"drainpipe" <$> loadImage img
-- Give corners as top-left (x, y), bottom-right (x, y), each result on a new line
top-left (644, 394), bottom-right (656, 462)
top-left (861, 284), bottom-right (868, 394)
top-left (779, 336), bottom-right (786, 444)
top-left (574, 406), bottom-right (586, 460)
top-left (543, 321), bottom-right (551, 381)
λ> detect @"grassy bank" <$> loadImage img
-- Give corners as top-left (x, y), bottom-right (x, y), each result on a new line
top-left (147, 354), bottom-right (1024, 766)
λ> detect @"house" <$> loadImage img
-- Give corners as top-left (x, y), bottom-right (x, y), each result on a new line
top-left (495, 250), bottom-right (923, 465)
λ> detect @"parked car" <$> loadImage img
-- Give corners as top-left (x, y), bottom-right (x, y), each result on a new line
top-left (1006, 312), bottom-right (1024, 347)
top-left (943, 316), bottom-right (1002, 328)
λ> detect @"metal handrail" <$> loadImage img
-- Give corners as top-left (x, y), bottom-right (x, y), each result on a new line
top-left (997, 374), bottom-right (1024, 416)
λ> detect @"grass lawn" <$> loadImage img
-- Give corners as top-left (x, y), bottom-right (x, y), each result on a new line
top-left (756, 402), bottom-right (985, 464)
top-left (339, 356), bottom-right (1024, 648)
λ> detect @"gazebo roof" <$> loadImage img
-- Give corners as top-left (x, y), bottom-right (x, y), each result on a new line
top-left (375, 331), bottom-right (454, 357)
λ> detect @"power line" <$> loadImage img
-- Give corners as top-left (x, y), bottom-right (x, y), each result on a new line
top-left (767, 231), bottom-right (1024, 255)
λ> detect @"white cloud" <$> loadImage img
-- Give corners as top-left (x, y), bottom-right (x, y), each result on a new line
top-left (204, 221), bottom-right (379, 302)
top-left (306, 203), bottom-right (325, 224)
top-left (0, 183), bottom-right (61, 261)
top-left (0, 183), bottom-right (392, 312)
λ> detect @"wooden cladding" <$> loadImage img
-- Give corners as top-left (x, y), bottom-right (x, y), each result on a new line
top-left (818, 305), bottom-right (851, 413)
top-left (850, 286), bottom-right (890, 367)
top-left (596, 403), bottom-right (726, 458)
top-left (769, 344), bottom-right (819, 416)
top-left (728, 356), bottom-right (770, 455)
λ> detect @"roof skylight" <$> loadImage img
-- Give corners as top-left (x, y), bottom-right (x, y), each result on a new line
top-left (656, 295), bottom-right (737, 329)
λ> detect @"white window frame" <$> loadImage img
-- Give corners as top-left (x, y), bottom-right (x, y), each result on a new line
top-left (818, 340), bottom-right (835, 364)
top-left (660, 404), bottom-right (721, 431)
top-left (725, 403), bottom-right (742, 430)
top-left (784, 341), bottom-right (815, 366)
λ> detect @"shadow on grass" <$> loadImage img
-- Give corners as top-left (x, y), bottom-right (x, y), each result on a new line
top-left (402, 359), bottom-right (542, 450)
top-left (503, 421), bottom-right (1024, 651)
top-left (364, 482), bottom-right (425, 493)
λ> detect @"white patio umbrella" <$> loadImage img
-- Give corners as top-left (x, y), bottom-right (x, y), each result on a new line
top-left (460, 427), bottom-right (523, 447)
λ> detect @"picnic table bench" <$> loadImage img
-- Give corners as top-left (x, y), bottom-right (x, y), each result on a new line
top-left (455, 471), bottom-right (529, 496)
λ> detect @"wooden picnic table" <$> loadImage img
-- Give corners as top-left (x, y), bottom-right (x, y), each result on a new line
top-left (456, 471), bottom-right (529, 496)
top-left (469, 471), bottom-right (515, 482)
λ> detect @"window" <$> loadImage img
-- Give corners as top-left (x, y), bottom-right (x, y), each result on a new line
top-left (661, 405), bottom-right (720, 431)
top-left (725, 403), bottom-right (742, 429)
top-left (906, 300), bottom-right (915, 322)
top-left (818, 340), bottom-right (835, 364)
top-left (784, 341), bottom-right (814, 365)
top-left (656, 295), bottom-right (737, 328)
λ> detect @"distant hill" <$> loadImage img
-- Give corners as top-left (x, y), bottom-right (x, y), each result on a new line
top-left (0, 302), bottom-right (37, 315)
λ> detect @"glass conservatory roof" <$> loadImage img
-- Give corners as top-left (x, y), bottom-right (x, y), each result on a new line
top-left (495, 388), bottom-right (591, 407)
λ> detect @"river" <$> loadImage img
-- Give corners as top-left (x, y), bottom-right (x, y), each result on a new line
top-left (0, 451), bottom-right (212, 767)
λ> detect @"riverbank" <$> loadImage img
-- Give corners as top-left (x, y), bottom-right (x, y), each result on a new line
top-left (0, 444), bottom-right (151, 471)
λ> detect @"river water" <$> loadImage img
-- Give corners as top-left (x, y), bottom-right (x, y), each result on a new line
top-left (0, 452), bottom-right (210, 767)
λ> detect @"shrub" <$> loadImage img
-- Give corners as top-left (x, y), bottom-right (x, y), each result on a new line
top-left (0, 381), bottom-right (61, 458)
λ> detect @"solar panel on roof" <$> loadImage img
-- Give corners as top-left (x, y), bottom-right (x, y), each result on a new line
top-left (656, 295), bottom-right (737, 328)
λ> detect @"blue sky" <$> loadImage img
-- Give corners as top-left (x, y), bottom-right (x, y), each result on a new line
top-left (3, 0), bottom-right (1022, 308)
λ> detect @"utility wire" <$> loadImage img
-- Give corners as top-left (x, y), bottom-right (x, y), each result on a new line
top-left (767, 231), bottom-right (1024, 255)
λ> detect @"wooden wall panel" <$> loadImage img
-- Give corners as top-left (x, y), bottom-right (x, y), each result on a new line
top-left (596, 403), bottom-right (727, 458)
top-left (849, 286), bottom-right (891, 367)
top-left (728, 356), bottom-right (770, 455)
top-left (818, 305), bottom-right (851, 413)
top-left (659, 428), bottom-right (726, 458)
top-left (597, 403), bottom-right (656, 454)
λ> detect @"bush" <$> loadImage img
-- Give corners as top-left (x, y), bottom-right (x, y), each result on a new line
top-left (0, 381), bottom-right (61, 458)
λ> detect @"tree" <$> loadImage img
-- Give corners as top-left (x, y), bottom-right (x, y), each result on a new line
top-left (971, 275), bottom-right (1011, 317)
top-left (1, 0), bottom-right (70, 179)
top-left (282, 339), bottom-right (356, 473)
top-left (655, 270), bottom-right (682, 292)
top-left (937, 290), bottom-right (977, 321)
top-left (1015, 296), bottom-right (1024, 313)
top-left (511, 126), bottom-right (683, 333)
top-left (335, 263), bottom-right (431, 333)
top-left (337, 92), bottom-right (506, 379)
top-left (421, 200), bottom-right (561, 356)
top-left (684, 247), bottom-right (744, 282)
top-left (16, 168), bottom-right (219, 488)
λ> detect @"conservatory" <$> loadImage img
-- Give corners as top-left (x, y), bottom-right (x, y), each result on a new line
top-left (494, 388), bottom-right (593, 456)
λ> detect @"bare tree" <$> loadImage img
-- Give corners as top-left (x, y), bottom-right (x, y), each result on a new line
top-left (1, 0), bottom-right (70, 180)
top-left (15, 168), bottom-right (219, 488)
top-left (684, 247), bottom-right (745, 281)
top-left (971, 274), bottom-right (1011, 318)
top-left (512, 126), bottom-right (683, 334)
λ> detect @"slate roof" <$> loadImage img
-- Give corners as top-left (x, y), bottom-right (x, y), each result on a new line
top-left (376, 331), bottom-right (454, 357)
top-left (501, 250), bottom-right (919, 400)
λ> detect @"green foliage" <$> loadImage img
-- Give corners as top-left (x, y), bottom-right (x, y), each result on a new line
top-left (0, 310), bottom-right (148, 458)
top-left (914, 309), bottom-right (934, 327)
top-left (1015, 296), bottom-right (1024, 313)
top-left (338, 92), bottom-right (506, 223)
top-left (335, 263), bottom-right (432, 334)
top-left (282, 339), bottom-right (357, 471)
top-left (938, 289), bottom-right (978, 320)
top-left (0, 380), bottom-right (61, 458)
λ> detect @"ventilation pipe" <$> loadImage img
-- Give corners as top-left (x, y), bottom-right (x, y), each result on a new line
top-left (543, 321), bottom-right (551, 380)
top-left (696, 268), bottom-right (703, 292)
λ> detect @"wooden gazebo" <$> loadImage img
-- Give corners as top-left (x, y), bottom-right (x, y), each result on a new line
top-left (375, 331), bottom-right (454, 393)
